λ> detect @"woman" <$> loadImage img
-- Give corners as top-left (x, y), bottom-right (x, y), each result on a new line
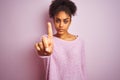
top-left (35, 0), bottom-right (87, 80)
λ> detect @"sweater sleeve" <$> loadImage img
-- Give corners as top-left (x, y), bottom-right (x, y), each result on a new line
top-left (81, 40), bottom-right (88, 80)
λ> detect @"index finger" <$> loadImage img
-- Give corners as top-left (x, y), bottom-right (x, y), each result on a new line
top-left (48, 22), bottom-right (53, 38)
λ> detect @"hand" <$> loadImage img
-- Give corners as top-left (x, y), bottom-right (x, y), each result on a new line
top-left (35, 22), bottom-right (53, 56)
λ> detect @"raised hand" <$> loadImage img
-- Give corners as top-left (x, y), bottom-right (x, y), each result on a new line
top-left (35, 22), bottom-right (53, 56)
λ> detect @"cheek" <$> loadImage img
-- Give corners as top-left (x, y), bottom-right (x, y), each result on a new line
top-left (54, 23), bottom-right (59, 30)
top-left (54, 23), bottom-right (58, 27)
top-left (66, 23), bottom-right (70, 29)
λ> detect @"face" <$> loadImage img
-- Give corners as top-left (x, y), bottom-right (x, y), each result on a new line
top-left (53, 11), bottom-right (71, 35)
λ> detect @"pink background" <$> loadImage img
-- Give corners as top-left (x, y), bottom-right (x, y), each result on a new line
top-left (0, 0), bottom-right (120, 80)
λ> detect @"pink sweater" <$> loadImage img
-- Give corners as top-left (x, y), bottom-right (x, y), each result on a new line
top-left (38, 35), bottom-right (87, 80)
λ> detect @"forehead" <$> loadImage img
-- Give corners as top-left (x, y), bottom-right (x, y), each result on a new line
top-left (54, 11), bottom-right (70, 19)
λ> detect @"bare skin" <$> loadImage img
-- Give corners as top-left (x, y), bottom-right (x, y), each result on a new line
top-left (35, 11), bottom-right (77, 56)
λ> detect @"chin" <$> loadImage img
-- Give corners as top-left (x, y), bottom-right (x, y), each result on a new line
top-left (57, 31), bottom-right (65, 35)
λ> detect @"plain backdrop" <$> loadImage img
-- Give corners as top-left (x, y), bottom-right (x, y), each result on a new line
top-left (0, 0), bottom-right (120, 80)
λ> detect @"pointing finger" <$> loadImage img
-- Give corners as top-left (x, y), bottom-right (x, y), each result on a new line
top-left (48, 22), bottom-right (53, 39)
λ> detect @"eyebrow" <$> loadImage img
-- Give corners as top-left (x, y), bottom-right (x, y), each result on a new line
top-left (56, 18), bottom-right (70, 20)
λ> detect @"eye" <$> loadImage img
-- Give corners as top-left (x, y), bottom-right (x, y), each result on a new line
top-left (64, 20), bottom-right (69, 24)
top-left (55, 19), bottom-right (60, 23)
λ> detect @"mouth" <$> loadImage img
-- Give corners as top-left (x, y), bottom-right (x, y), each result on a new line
top-left (58, 29), bottom-right (64, 32)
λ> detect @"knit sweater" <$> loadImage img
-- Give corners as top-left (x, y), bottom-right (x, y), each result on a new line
top-left (38, 35), bottom-right (87, 80)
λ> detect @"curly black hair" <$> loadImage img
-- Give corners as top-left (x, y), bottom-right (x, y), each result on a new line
top-left (49, 0), bottom-right (77, 18)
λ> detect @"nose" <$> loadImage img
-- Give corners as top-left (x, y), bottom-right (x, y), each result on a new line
top-left (60, 21), bottom-right (64, 27)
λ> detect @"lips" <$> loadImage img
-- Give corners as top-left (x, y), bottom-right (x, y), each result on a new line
top-left (58, 29), bottom-right (64, 32)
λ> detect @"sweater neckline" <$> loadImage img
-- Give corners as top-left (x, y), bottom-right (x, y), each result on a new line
top-left (53, 35), bottom-right (79, 43)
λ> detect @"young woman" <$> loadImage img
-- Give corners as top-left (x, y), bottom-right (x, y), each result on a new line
top-left (35, 0), bottom-right (87, 80)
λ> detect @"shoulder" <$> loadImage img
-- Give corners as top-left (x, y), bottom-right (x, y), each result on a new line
top-left (76, 35), bottom-right (85, 45)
